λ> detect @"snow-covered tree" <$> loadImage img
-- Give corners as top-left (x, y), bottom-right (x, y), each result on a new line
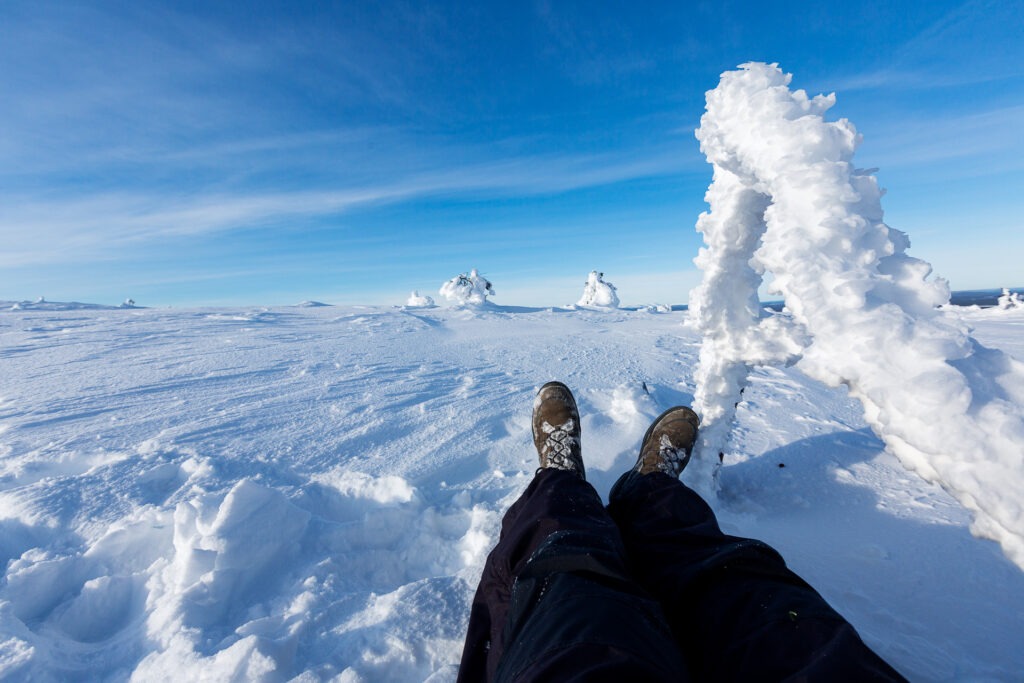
top-left (577, 271), bottom-right (620, 308)
top-left (439, 269), bottom-right (494, 305)
top-left (689, 62), bottom-right (1024, 566)
top-left (997, 288), bottom-right (1022, 310)
top-left (406, 291), bottom-right (435, 307)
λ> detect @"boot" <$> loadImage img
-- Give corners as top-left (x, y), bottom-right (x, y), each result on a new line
top-left (531, 381), bottom-right (585, 479)
top-left (633, 407), bottom-right (700, 477)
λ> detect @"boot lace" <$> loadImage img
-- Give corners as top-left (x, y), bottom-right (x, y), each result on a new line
top-left (644, 434), bottom-right (686, 477)
top-left (540, 419), bottom-right (579, 471)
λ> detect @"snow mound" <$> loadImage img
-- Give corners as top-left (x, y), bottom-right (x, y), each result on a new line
top-left (406, 291), bottom-right (436, 308)
top-left (296, 300), bottom-right (331, 308)
top-left (141, 480), bottom-right (311, 659)
top-left (439, 269), bottom-right (494, 306)
top-left (577, 271), bottom-right (620, 308)
top-left (689, 62), bottom-right (1024, 567)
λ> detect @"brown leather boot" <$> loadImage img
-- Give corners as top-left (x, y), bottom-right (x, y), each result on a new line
top-left (633, 406), bottom-right (700, 477)
top-left (531, 381), bottom-right (585, 479)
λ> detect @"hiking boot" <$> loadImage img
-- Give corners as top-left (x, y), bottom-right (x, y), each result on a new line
top-left (633, 407), bottom-right (700, 477)
top-left (532, 381), bottom-right (585, 479)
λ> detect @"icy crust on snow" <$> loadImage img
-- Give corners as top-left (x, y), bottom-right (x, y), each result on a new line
top-left (577, 271), bottom-right (620, 308)
top-left (0, 305), bottom-right (1023, 679)
top-left (690, 62), bottom-right (1024, 566)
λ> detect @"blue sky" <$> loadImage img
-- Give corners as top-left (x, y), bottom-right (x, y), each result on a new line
top-left (2, 0), bottom-right (1022, 306)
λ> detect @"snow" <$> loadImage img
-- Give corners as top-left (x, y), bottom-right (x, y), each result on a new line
top-left (577, 271), bottom-right (620, 308)
top-left (4, 300), bottom-right (133, 312)
top-left (438, 270), bottom-right (494, 306)
top-left (690, 63), bottom-right (1024, 568)
top-left (406, 291), bottom-right (436, 308)
top-left (1, 303), bottom-right (1022, 680)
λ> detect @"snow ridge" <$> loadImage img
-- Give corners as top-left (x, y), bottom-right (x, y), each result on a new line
top-left (690, 62), bottom-right (1024, 566)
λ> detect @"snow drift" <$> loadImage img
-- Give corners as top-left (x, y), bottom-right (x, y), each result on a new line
top-left (689, 62), bottom-right (1024, 567)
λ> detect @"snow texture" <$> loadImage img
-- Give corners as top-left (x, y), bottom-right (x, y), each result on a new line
top-left (1, 303), bottom-right (1022, 680)
top-left (577, 271), bottom-right (620, 308)
top-left (406, 291), bottom-right (436, 308)
top-left (690, 62), bottom-right (1024, 567)
top-left (439, 270), bottom-right (494, 306)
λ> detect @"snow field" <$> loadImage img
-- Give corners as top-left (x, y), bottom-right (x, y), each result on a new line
top-left (0, 303), bottom-right (1022, 680)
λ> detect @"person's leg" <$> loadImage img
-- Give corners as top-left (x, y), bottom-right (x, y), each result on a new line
top-left (607, 408), bottom-right (906, 682)
top-left (458, 383), bottom-right (687, 682)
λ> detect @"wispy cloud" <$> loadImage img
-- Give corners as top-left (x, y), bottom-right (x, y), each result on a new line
top-left (533, 0), bottom-right (655, 85)
top-left (0, 2), bottom-right (701, 280)
top-left (857, 104), bottom-right (1024, 171)
top-left (1, 143), bottom-right (697, 268)
top-left (825, 0), bottom-right (1024, 93)
top-left (0, 3), bottom-right (433, 178)
top-left (827, 67), bottom-right (1021, 94)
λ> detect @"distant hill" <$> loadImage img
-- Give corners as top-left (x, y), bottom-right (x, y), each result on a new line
top-left (947, 288), bottom-right (1024, 308)
top-left (759, 287), bottom-right (1024, 312)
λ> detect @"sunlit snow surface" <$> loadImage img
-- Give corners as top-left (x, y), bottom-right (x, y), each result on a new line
top-left (1, 303), bottom-right (1022, 680)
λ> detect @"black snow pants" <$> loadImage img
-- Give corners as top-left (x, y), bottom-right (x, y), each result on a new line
top-left (457, 468), bottom-right (906, 682)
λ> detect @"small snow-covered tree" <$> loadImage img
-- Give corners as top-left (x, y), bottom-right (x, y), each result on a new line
top-left (997, 288), bottom-right (1022, 310)
top-left (439, 269), bottom-right (495, 305)
top-left (577, 271), bottom-right (620, 308)
top-left (406, 291), bottom-right (435, 307)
